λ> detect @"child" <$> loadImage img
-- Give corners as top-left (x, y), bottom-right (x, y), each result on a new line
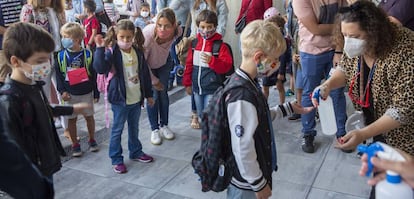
top-left (0, 22), bottom-right (90, 179)
top-left (83, 0), bottom-right (101, 50)
top-left (182, 9), bottom-right (232, 121)
top-left (225, 20), bottom-right (312, 198)
top-left (134, 2), bottom-right (153, 30)
top-left (94, 19), bottom-right (155, 174)
top-left (55, 22), bottom-right (100, 157)
top-left (103, 0), bottom-right (120, 25)
top-left (261, 9), bottom-right (292, 105)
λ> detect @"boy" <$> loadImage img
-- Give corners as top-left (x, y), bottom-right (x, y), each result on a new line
top-left (0, 22), bottom-right (90, 179)
top-left (225, 20), bottom-right (312, 198)
top-left (83, 0), bottom-right (100, 50)
top-left (55, 22), bottom-right (100, 157)
top-left (182, 9), bottom-right (233, 121)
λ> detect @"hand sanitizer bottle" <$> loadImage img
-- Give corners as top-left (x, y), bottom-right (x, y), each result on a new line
top-left (358, 142), bottom-right (414, 199)
top-left (318, 96), bottom-right (337, 135)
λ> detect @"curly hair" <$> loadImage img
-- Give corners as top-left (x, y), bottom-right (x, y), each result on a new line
top-left (334, 0), bottom-right (397, 59)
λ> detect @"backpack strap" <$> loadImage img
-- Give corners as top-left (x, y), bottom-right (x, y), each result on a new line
top-left (191, 38), bottom-right (198, 52)
top-left (57, 50), bottom-right (66, 74)
top-left (212, 40), bottom-right (223, 57)
top-left (83, 49), bottom-right (92, 76)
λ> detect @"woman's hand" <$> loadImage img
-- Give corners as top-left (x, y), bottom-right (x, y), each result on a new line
top-left (335, 129), bottom-right (366, 150)
top-left (146, 97), bottom-right (155, 107)
top-left (311, 84), bottom-right (330, 107)
top-left (153, 81), bottom-right (164, 91)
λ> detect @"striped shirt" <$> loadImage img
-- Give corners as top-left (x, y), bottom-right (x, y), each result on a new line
top-left (0, 0), bottom-right (22, 49)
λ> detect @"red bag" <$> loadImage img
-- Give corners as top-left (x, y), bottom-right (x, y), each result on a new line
top-left (67, 67), bottom-right (89, 86)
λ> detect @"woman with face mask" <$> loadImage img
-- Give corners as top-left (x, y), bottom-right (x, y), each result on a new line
top-left (142, 8), bottom-right (182, 145)
top-left (311, 1), bottom-right (414, 158)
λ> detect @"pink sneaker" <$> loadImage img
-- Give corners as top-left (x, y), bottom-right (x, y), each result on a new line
top-left (131, 153), bottom-right (154, 163)
top-left (113, 163), bottom-right (127, 174)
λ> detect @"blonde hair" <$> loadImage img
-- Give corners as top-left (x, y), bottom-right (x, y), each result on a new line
top-left (60, 22), bottom-right (84, 40)
top-left (154, 8), bottom-right (178, 42)
top-left (240, 20), bottom-right (286, 58)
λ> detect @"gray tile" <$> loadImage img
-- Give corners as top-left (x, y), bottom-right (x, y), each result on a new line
top-left (111, 157), bottom-right (188, 190)
top-left (137, 135), bottom-right (201, 162)
top-left (313, 147), bottom-right (371, 198)
top-left (54, 167), bottom-right (156, 199)
top-left (271, 180), bottom-right (310, 199)
top-left (161, 165), bottom-right (226, 199)
top-left (307, 188), bottom-right (367, 199)
top-left (150, 191), bottom-right (192, 199)
top-left (274, 153), bottom-right (322, 186)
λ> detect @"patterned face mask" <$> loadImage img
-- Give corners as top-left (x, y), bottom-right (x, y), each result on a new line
top-left (21, 61), bottom-right (52, 81)
top-left (198, 28), bottom-right (216, 40)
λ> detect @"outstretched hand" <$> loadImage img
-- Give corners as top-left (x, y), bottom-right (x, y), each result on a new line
top-left (72, 102), bottom-right (92, 114)
top-left (290, 101), bottom-right (314, 115)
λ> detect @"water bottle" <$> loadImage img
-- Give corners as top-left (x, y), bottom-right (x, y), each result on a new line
top-left (318, 96), bottom-right (337, 135)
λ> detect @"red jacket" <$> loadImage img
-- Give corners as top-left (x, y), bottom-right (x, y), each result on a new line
top-left (183, 33), bottom-right (232, 94)
top-left (236, 0), bottom-right (273, 25)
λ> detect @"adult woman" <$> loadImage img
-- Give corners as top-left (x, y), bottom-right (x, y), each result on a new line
top-left (313, 1), bottom-right (414, 156)
top-left (142, 8), bottom-right (182, 145)
top-left (190, 0), bottom-right (228, 37)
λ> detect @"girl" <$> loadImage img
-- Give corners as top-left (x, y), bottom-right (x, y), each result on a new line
top-left (94, 19), bottom-right (155, 174)
top-left (190, 0), bottom-right (228, 37)
top-left (142, 8), bottom-right (182, 145)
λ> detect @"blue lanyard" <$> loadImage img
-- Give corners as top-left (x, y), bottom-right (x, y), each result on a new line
top-left (357, 57), bottom-right (376, 97)
top-left (65, 50), bottom-right (83, 68)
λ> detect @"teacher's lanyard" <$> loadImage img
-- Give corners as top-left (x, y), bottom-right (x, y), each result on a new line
top-left (357, 57), bottom-right (376, 106)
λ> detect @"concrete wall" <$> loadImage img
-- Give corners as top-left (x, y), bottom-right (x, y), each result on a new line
top-left (222, 0), bottom-right (285, 66)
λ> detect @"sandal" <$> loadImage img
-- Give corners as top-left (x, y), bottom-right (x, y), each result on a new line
top-left (190, 114), bottom-right (201, 129)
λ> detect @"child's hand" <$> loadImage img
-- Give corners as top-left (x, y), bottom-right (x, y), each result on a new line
top-left (290, 101), bottom-right (314, 114)
top-left (185, 86), bottom-right (192, 95)
top-left (94, 98), bottom-right (99, 103)
top-left (62, 92), bottom-right (71, 101)
top-left (147, 97), bottom-right (155, 107)
top-left (72, 102), bottom-right (92, 114)
top-left (292, 54), bottom-right (300, 64)
top-left (201, 53), bottom-right (212, 64)
top-left (94, 34), bottom-right (105, 48)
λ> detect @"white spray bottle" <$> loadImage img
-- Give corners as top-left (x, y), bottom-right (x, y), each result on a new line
top-left (358, 142), bottom-right (413, 199)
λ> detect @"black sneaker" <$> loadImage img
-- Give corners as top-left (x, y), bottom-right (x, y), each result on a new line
top-left (301, 135), bottom-right (315, 153)
top-left (288, 113), bottom-right (301, 121)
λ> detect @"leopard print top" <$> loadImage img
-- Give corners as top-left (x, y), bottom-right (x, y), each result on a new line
top-left (338, 26), bottom-right (414, 155)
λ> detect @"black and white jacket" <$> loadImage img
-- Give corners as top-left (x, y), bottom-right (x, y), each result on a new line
top-left (226, 69), bottom-right (294, 192)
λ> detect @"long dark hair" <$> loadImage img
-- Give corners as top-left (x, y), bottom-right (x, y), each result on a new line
top-left (105, 19), bottom-right (145, 52)
top-left (334, 0), bottom-right (396, 59)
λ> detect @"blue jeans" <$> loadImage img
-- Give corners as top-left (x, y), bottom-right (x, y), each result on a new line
top-left (299, 51), bottom-right (347, 137)
top-left (193, 93), bottom-right (212, 118)
top-left (109, 103), bottom-right (143, 165)
top-left (227, 184), bottom-right (256, 199)
top-left (147, 59), bottom-right (173, 131)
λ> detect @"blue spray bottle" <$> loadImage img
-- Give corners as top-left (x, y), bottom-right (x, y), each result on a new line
top-left (358, 142), bottom-right (413, 199)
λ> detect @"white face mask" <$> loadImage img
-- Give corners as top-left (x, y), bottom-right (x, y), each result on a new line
top-left (344, 37), bottom-right (366, 58)
top-left (21, 61), bottom-right (52, 82)
top-left (141, 11), bottom-right (149, 18)
top-left (257, 58), bottom-right (276, 76)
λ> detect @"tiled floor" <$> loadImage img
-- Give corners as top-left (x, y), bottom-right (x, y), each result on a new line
top-left (53, 88), bottom-right (371, 199)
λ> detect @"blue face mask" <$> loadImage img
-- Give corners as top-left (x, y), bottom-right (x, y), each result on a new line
top-left (61, 38), bottom-right (74, 49)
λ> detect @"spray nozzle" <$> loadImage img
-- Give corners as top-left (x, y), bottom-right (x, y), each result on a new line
top-left (358, 142), bottom-right (406, 177)
top-left (357, 142), bottom-right (384, 177)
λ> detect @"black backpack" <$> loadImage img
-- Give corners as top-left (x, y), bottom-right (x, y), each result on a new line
top-left (191, 79), bottom-right (238, 192)
top-left (191, 39), bottom-right (235, 84)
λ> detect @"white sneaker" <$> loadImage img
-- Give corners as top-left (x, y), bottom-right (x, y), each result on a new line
top-left (151, 129), bottom-right (162, 145)
top-left (161, 126), bottom-right (175, 140)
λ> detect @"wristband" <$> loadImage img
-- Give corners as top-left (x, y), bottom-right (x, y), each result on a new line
top-left (334, 51), bottom-right (343, 54)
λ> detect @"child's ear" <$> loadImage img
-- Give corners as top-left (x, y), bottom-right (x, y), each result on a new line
top-left (253, 50), bottom-right (265, 64)
top-left (9, 56), bottom-right (21, 68)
